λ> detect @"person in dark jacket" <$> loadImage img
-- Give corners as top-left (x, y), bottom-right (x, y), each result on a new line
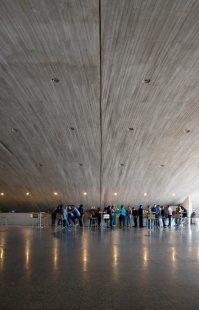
top-left (161, 206), bottom-right (166, 227)
top-left (107, 205), bottom-right (114, 228)
top-left (96, 207), bottom-right (102, 227)
top-left (78, 204), bottom-right (84, 227)
top-left (51, 205), bottom-right (60, 226)
top-left (138, 205), bottom-right (144, 227)
top-left (132, 207), bottom-right (138, 227)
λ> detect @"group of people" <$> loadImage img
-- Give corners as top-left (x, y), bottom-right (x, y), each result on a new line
top-left (51, 203), bottom-right (188, 230)
top-left (51, 204), bottom-right (84, 231)
top-left (88, 204), bottom-right (188, 229)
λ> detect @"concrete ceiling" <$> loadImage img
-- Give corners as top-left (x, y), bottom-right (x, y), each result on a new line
top-left (0, 0), bottom-right (199, 212)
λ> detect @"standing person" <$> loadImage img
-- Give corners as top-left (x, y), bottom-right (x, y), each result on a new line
top-left (167, 205), bottom-right (172, 227)
top-left (119, 205), bottom-right (126, 229)
top-left (152, 204), bottom-right (159, 227)
top-left (175, 205), bottom-right (181, 226)
top-left (78, 204), bottom-right (84, 227)
top-left (146, 206), bottom-right (151, 227)
top-left (138, 205), bottom-right (144, 227)
top-left (112, 205), bottom-right (117, 226)
top-left (126, 206), bottom-right (132, 227)
top-left (51, 205), bottom-right (60, 226)
top-left (132, 207), bottom-right (138, 227)
top-left (62, 206), bottom-right (71, 231)
top-left (107, 205), bottom-right (114, 229)
top-left (89, 206), bottom-right (96, 227)
top-left (181, 206), bottom-right (188, 224)
top-left (96, 207), bottom-right (102, 227)
top-left (161, 206), bottom-right (167, 227)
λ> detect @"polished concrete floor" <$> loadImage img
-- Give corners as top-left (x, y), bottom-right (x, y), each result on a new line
top-left (0, 224), bottom-right (199, 310)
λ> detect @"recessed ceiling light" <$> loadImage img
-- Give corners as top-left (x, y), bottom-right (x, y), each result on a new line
top-left (1, 193), bottom-right (4, 196)
top-left (1, 165), bottom-right (5, 168)
top-left (78, 164), bottom-right (83, 166)
top-left (51, 78), bottom-right (59, 83)
top-left (12, 128), bottom-right (18, 132)
top-left (184, 130), bottom-right (190, 133)
top-left (83, 192), bottom-right (87, 195)
top-left (54, 192), bottom-right (58, 195)
top-left (38, 164), bottom-right (42, 167)
top-left (172, 193), bottom-right (175, 196)
top-left (119, 164), bottom-right (124, 166)
top-left (144, 193), bottom-right (147, 196)
top-left (26, 193), bottom-right (30, 195)
top-left (127, 128), bottom-right (134, 131)
top-left (159, 165), bottom-right (164, 167)
top-left (114, 193), bottom-right (117, 196)
top-left (68, 127), bottom-right (74, 130)
top-left (142, 79), bottom-right (150, 83)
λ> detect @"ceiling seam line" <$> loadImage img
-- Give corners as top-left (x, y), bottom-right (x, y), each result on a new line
top-left (99, 0), bottom-right (102, 208)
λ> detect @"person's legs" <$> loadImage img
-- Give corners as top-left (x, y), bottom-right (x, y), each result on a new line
top-left (79, 217), bottom-right (83, 227)
top-left (168, 215), bottom-right (171, 226)
top-left (119, 215), bottom-right (122, 228)
top-left (110, 215), bottom-right (113, 228)
top-left (69, 214), bottom-right (76, 225)
top-left (126, 216), bottom-right (129, 227)
top-left (122, 216), bottom-right (125, 228)
top-left (63, 217), bottom-right (71, 231)
top-left (162, 217), bottom-right (166, 226)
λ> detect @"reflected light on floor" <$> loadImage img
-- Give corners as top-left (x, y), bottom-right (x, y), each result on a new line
top-left (83, 249), bottom-right (88, 271)
top-left (172, 247), bottom-right (176, 265)
top-left (113, 246), bottom-right (118, 265)
top-left (0, 248), bottom-right (3, 270)
top-left (143, 248), bottom-right (148, 267)
top-left (111, 245), bottom-right (119, 279)
top-left (54, 239), bottom-right (58, 270)
top-left (25, 240), bottom-right (30, 269)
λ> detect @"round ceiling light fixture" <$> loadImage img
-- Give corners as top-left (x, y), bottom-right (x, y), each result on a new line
top-left (172, 193), bottom-right (175, 196)
top-left (83, 192), bottom-right (87, 196)
top-left (54, 192), bottom-right (58, 195)
top-left (1, 193), bottom-right (4, 196)
top-left (51, 78), bottom-right (59, 83)
top-left (26, 192), bottom-right (30, 195)
top-left (114, 193), bottom-right (118, 196)
top-left (144, 193), bottom-right (147, 196)
top-left (142, 79), bottom-right (151, 84)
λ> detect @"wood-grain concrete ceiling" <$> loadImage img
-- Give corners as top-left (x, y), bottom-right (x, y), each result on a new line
top-left (0, 0), bottom-right (199, 212)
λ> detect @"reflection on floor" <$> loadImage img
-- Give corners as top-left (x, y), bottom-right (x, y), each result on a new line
top-left (0, 225), bottom-right (199, 310)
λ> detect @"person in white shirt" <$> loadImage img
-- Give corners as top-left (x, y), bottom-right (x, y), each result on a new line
top-left (167, 205), bottom-right (172, 227)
